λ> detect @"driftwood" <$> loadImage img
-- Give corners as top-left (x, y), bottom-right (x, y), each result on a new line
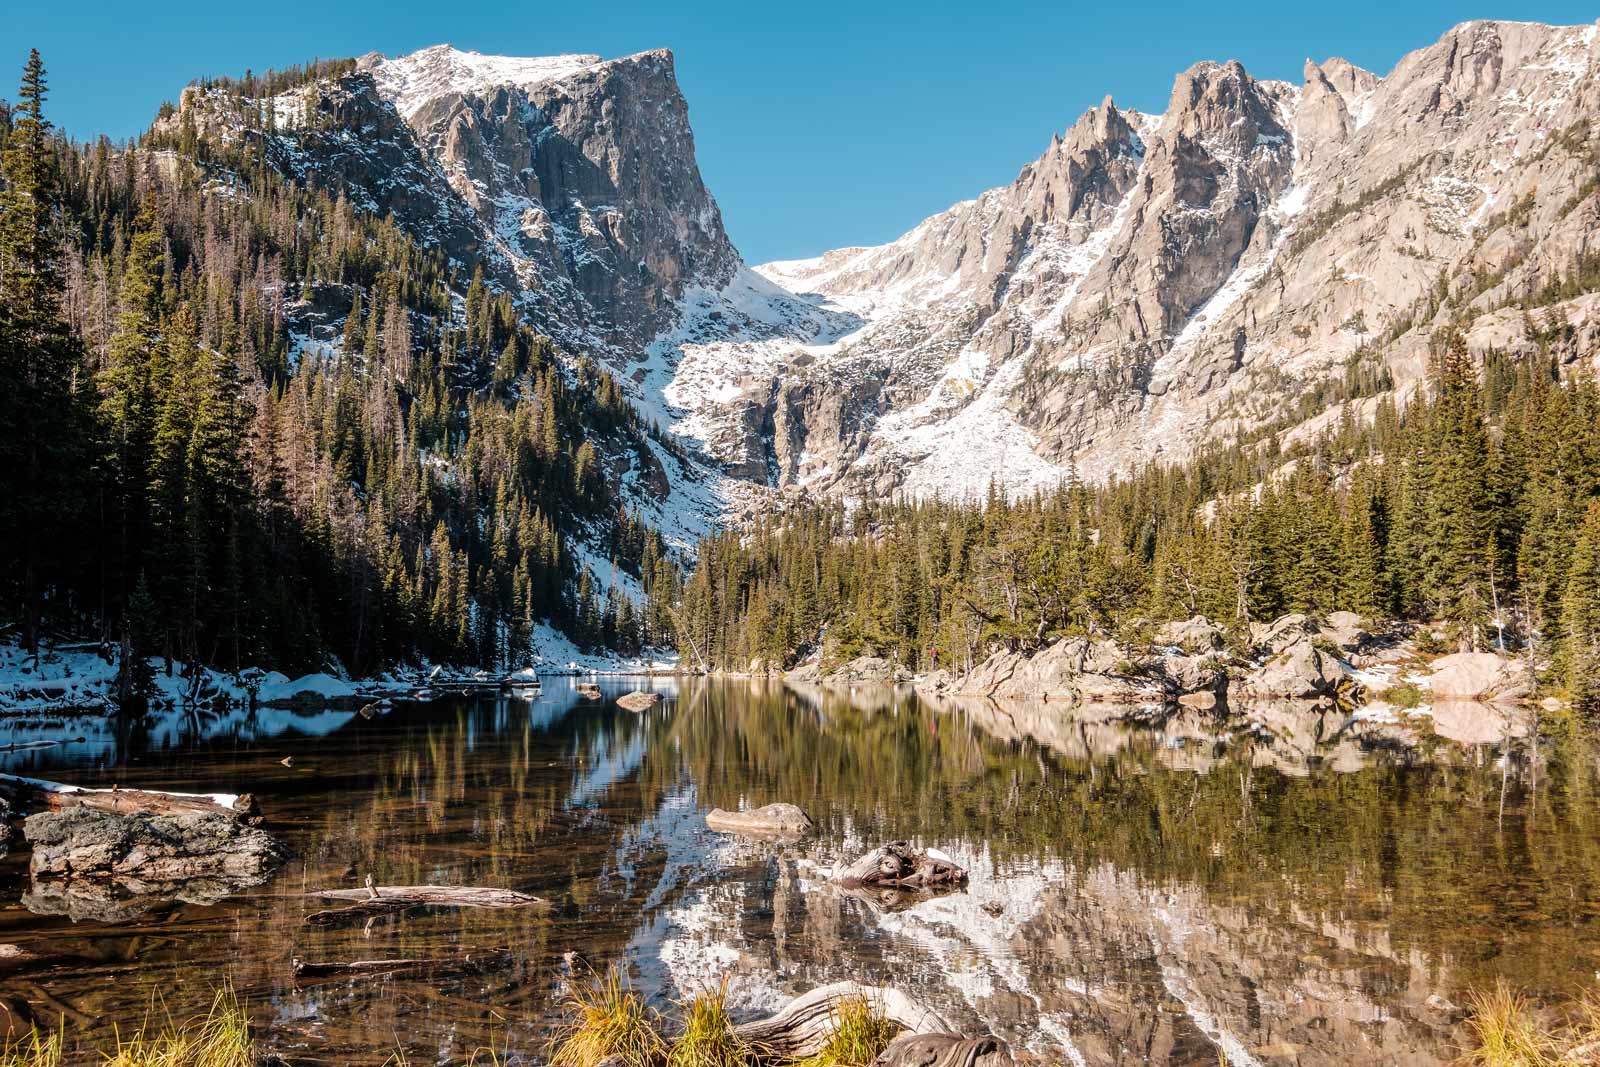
top-left (291, 948), bottom-right (510, 982)
top-left (731, 982), bottom-right (951, 1059)
top-left (616, 690), bottom-right (661, 712)
top-left (309, 883), bottom-right (542, 909)
top-left (706, 803), bottom-right (813, 837)
top-left (833, 843), bottom-right (967, 890)
top-left (0, 772), bottom-right (260, 824)
top-left (875, 1033), bottom-right (1014, 1067)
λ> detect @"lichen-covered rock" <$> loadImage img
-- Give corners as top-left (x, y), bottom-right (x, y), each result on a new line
top-left (25, 806), bottom-right (286, 884)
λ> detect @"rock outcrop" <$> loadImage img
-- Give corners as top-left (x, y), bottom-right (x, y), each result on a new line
top-left (1427, 652), bottom-right (1536, 703)
top-left (25, 807), bottom-right (286, 886)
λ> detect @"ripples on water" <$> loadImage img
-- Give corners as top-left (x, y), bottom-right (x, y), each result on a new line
top-left (1, 678), bottom-right (1595, 1065)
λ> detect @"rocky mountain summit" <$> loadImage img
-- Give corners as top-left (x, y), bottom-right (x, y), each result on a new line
top-left (160, 21), bottom-right (1600, 514)
top-left (720, 19), bottom-right (1600, 497)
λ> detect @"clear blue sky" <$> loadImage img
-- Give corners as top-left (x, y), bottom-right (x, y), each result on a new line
top-left (7, 0), bottom-right (1596, 264)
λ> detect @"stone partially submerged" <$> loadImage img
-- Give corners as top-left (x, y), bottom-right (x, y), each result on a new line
top-left (705, 803), bottom-right (813, 837)
top-left (616, 690), bottom-right (662, 712)
top-left (834, 842), bottom-right (967, 891)
top-left (25, 806), bottom-right (286, 885)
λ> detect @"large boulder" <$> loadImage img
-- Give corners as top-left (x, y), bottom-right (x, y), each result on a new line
top-left (1323, 611), bottom-right (1372, 652)
top-left (1251, 614), bottom-right (1319, 656)
top-left (1243, 637), bottom-right (1352, 700)
top-left (25, 806), bottom-right (286, 885)
top-left (1428, 652), bottom-right (1535, 703)
top-left (1156, 616), bottom-right (1226, 654)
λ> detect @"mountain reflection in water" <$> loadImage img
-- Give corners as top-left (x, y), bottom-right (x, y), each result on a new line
top-left (0, 678), bottom-right (1592, 1066)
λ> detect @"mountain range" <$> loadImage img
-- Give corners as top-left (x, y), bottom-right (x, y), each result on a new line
top-left (160, 18), bottom-right (1600, 527)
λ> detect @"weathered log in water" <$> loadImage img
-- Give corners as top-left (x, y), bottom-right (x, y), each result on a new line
top-left (833, 842), bottom-right (967, 890)
top-left (309, 884), bottom-right (543, 909)
top-left (0, 772), bottom-right (260, 823)
top-left (876, 1033), bottom-right (1015, 1067)
top-left (730, 981), bottom-right (953, 1058)
top-left (290, 948), bottom-right (511, 982)
top-left (705, 803), bottom-right (813, 837)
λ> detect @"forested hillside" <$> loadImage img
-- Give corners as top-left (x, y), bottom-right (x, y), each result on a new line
top-left (680, 337), bottom-right (1600, 705)
top-left (0, 52), bottom-right (680, 694)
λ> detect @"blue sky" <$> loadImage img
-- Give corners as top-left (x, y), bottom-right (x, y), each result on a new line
top-left (7, 0), bottom-right (1596, 263)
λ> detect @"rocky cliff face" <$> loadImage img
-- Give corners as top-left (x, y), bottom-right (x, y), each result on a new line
top-left (163, 22), bottom-right (1600, 509)
top-left (665, 19), bottom-right (1600, 498)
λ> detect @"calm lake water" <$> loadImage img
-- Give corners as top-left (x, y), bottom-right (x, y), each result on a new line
top-left (2, 678), bottom-right (1597, 1065)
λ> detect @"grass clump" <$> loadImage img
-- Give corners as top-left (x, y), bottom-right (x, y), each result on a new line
top-left (666, 989), bottom-right (760, 1067)
top-left (550, 967), bottom-right (668, 1067)
top-left (103, 986), bottom-right (255, 1067)
top-left (0, 1030), bottom-right (62, 1067)
top-left (2, 986), bottom-right (254, 1067)
top-left (790, 995), bottom-right (898, 1067)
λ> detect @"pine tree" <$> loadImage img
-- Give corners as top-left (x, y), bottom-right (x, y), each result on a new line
top-left (0, 49), bottom-right (93, 650)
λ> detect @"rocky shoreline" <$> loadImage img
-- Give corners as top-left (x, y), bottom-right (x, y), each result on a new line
top-left (784, 612), bottom-right (1544, 714)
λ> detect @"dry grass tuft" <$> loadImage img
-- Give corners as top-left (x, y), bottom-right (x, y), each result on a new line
top-left (665, 987), bottom-right (760, 1067)
top-left (550, 967), bottom-right (669, 1067)
top-left (790, 995), bottom-right (898, 1067)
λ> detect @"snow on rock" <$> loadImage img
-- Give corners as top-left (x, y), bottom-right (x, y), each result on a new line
top-left (367, 45), bottom-right (604, 122)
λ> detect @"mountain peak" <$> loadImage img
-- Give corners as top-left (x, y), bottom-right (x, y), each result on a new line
top-left (361, 44), bottom-right (608, 119)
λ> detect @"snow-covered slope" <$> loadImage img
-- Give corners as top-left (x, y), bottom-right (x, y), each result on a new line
top-left (166, 23), bottom-right (1600, 514)
top-left (655, 19), bottom-right (1600, 499)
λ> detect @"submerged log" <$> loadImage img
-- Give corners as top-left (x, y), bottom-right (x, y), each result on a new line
top-left (616, 690), bottom-right (661, 712)
top-left (705, 803), bottom-right (813, 837)
top-left (730, 982), bottom-right (950, 1059)
top-left (303, 898), bottom-right (420, 926)
top-left (291, 948), bottom-right (510, 982)
top-left (309, 884), bottom-right (542, 909)
top-left (0, 772), bottom-right (259, 823)
top-left (833, 842), bottom-right (967, 891)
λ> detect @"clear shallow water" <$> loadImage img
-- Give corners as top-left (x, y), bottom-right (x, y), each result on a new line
top-left (1, 678), bottom-right (1597, 1065)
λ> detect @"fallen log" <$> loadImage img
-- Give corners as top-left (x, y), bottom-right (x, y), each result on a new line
top-left (876, 1033), bottom-right (1014, 1067)
top-left (616, 690), bottom-right (661, 712)
top-left (308, 884), bottom-right (542, 909)
top-left (291, 948), bottom-right (510, 982)
top-left (731, 982), bottom-right (951, 1059)
top-left (0, 772), bottom-right (259, 824)
top-left (833, 842), bottom-right (967, 891)
top-left (706, 803), bottom-right (813, 837)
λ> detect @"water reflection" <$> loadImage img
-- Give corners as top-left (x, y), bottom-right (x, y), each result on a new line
top-left (0, 679), bottom-right (1591, 1065)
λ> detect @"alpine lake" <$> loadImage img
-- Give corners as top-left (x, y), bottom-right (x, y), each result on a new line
top-left (1, 677), bottom-right (1597, 1066)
